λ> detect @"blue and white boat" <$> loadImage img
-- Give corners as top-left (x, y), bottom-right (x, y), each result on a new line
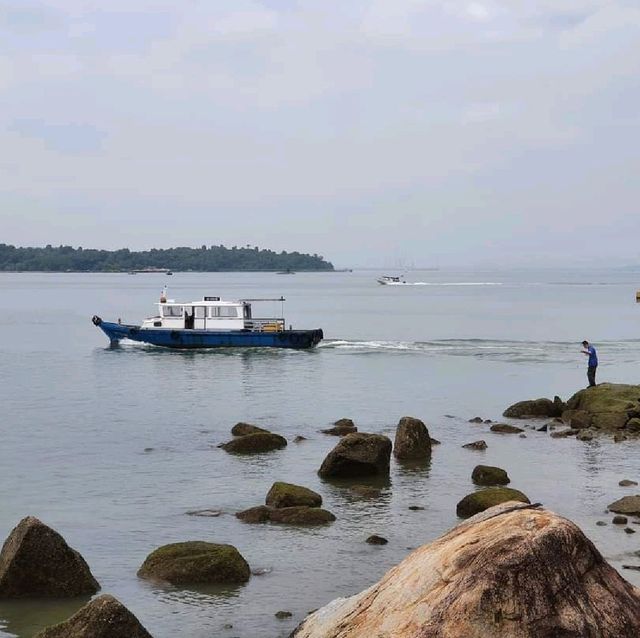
top-left (92, 291), bottom-right (323, 349)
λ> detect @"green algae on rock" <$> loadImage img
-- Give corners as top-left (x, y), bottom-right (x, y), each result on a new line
top-left (456, 489), bottom-right (530, 518)
top-left (318, 433), bottom-right (392, 478)
top-left (236, 505), bottom-right (335, 525)
top-left (393, 416), bottom-right (431, 460)
top-left (221, 431), bottom-right (287, 453)
top-left (266, 482), bottom-right (322, 508)
top-left (230, 422), bottom-right (269, 436)
top-left (471, 465), bottom-right (510, 486)
top-left (137, 542), bottom-right (250, 586)
top-left (503, 396), bottom-right (564, 418)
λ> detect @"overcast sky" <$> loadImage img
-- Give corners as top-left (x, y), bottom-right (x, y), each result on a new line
top-left (1, 0), bottom-right (639, 267)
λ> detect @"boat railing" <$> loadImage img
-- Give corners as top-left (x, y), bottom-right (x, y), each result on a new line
top-left (245, 318), bottom-right (285, 333)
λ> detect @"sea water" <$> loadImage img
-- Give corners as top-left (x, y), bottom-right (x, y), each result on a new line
top-left (1, 269), bottom-right (640, 637)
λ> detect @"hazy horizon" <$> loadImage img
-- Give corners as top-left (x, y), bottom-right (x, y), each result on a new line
top-left (1, 1), bottom-right (639, 268)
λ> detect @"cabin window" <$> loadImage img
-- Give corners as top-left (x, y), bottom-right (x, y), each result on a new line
top-left (162, 305), bottom-right (183, 317)
top-left (195, 306), bottom-right (206, 319)
top-left (208, 307), bottom-right (219, 318)
top-left (219, 306), bottom-right (239, 318)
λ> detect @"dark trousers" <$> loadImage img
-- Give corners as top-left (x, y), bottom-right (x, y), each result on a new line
top-left (587, 366), bottom-right (597, 387)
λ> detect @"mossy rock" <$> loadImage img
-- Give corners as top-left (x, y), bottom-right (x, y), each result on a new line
top-left (221, 432), bottom-right (287, 454)
top-left (566, 383), bottom-right (640, 413)
top-left (137, 542), bottom-right (250, 586)
top-left (456, 488), bottom-right (530, 518)
top-left (266, 482), bottom-right (322, 508)
top-left (608, 496), bottom-right (640, 516)
top-left (318, 433), bottom-right (392, 478)
top-left (393, 416), bottom-right (431, 460)
top-left (490, 423), bottom-right (524, 434)
top-left (231, 422), bottom-right (269, 436)
top-left (503, 397), bottom-right (563, 419)
top-left (471, 465), bottom-right (510, 486)
top-left (236, 505), bottom-right (335, 525)
top-left (322, 420), bottom-right (357, 436)
top-left (33, 594), bottom-right (152, 638)
top-left (235, 506), bottom-right (272, 524)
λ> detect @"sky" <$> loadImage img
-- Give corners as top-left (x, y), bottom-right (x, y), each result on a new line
top-left (1, 0), bottom-right (639, 268)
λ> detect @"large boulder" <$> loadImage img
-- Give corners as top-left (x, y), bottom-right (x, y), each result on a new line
top-left (236, 505), bottom-right (335, 525)
top-left (503, 396), bottom-right (564, 419)
top-left (265, 482), bottom-right (322, 508)
top-left (456, 488), bottom-right (530, 518)
top-left (393, 416), bottom-right (431, 460)
top-left (565, 383), bottom-right (640, 431)
top-left (137, 542), bottom-right (250, 586)
top-left (291, 503), bottom-right (640, 638)
top-left (608, 496), bottom-right (640, 516)
top-left (318, 433), bottom-right (392, 479)
top-left (220, 431), bottom-right (287, 453)
top-left (471, 465), bottom-right (510, 486)
top-left (0, 517), bottom-right (99, 598)
top-left (34, 594), bottom-right (152, 638)
top-left (231, 422), bottom-right (268, 436)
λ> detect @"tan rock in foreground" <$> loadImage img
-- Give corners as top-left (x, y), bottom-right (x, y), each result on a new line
top-left (292, 503), bottom-right (640, 638)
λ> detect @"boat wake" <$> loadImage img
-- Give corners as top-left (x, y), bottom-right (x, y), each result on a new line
top-left (383, 282), bottom-right (503, 286)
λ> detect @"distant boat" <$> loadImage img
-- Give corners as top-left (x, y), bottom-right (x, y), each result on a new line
top-left (277, 269), bottom-right (295, 275)
top-left (377, 275), bottom-right (407, 285)
top-left (166, 271), bottom-right (173, 276)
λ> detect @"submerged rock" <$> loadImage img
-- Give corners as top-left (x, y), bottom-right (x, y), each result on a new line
top-left (318, 433), bottom-right (392, 479)
top-left (266, 482), bottom-right (322, 509)
top-left (471, 465), bottom-right (510, 486)
top-left (393, 416), bottom-right (431, 460)
top-left (322, 418), bottom-right (357, 436)
top-left (503, 396), bottom-right (564, 419)
top-left (137, 542), bottom-right (250, 586)
top-left (468, 417), bottom-right (484, 423)
top-left (275, 610), bottom-right (293, 619)
top-left (608, 496), bottom-right (640, 516)
top-left (620, 480), bottom-right (639, 487)
top-left (350, 485), bottom-right (382, 498)
top-left (365, 535), bottom-right (388, 545)
top-left (34, 594), bottom-right (152, 638)
top-left (462, 440), bottom-right (487, 451)
top-left (456, 488), bottom-right (530, 518)
top-left (490, 423), bottom-right (524, 434)
top-left (221, 432), bottom-right (287, 453)
top-left (236, 506), bottom-right (335, 525)
top-left (231, 422), bottom-right (268, 436)
top-left (291, 503), bottom-right (640, 638)
top-left (550, 428), bottom-right (580, 438)
top-left (0, 516), bottom-right (99, 598)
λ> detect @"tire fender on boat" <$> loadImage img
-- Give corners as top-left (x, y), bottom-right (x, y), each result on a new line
top-left (91, 315), bottom-right (102, 326)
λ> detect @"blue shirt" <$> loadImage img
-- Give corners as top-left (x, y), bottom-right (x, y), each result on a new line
top-left (587, 345), bottom-right (598, 367)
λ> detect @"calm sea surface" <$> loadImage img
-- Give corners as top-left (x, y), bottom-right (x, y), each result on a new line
top-left (1, 269), bottom-right (640, 637)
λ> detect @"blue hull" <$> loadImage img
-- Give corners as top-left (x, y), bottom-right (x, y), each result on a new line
top-left (93, 319), bottom-right (323, 349)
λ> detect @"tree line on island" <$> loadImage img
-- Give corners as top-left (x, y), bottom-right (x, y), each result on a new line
top-left (0, 244), bottom-right (334, 272)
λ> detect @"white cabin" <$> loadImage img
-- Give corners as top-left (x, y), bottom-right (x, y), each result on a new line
top-left (140, 296), bottom-right (285, 332)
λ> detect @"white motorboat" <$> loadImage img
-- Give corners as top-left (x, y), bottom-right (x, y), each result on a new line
top-left (377, 275), bottom-right (407, 285)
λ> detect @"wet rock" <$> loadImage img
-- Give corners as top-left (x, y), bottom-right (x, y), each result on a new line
top-left (608, 496), bottom-right (640, 516)
top-left (537, 424), bottom-right (548, 432)
top-left (503, 397), bottom-right (563, 419)
top-left (275, 611), bottom-right (293, 619)
top-left (625, 527), bottom-right (636, 534)
top-left (519, 433), bottom-right (527, 438)
top-left (468, 417), bottom-right (484, 423)
top-left (350, 485), bottom-right (382, 498)
top-left (596, 521), bottom-right (607, 526)
top-left (293, 435), bottom-right (308, 443)
top-left (33, 594), bottom-right (152, 638)
top-left (562, 409), bottom-right (592, 429)
top-left (620, 480), bottom-right (639, 487)
top-left (236, 506), bottom-right (335, 525)
top-left (318, 433), bottom-right (392, 479)
top-left (0, 516), bottom-right (99, 598)
top-left (627, 418), bottom-right (640, 433)
top-left (430, 437), bottom-right (441, 445)
top-left (613, 516), bottom-right (629, 525)
top-left (614, 433), bottom-right (628, 443)
top-left (221, 432), bottom-right (287, 453)
top-left (265, 482), bottom-right (322, 509)
top-left (231, 422), bottom-right (268, 436)
top-left (408, 506), bottom-right (424, 511)
top-left (471, 465), bottom-right (510, 486)
top-left (490, 423), bottom-right (524, 434)
top-left (484, 419), bottom-right (493, 424)
top-left (137, 542), bottom-right (250, 586)
top-left (592, 413), bottom-right (629, 430)
top-left (322, 419), bottom-right (357, 436)
top-left (550, 428), bottom-right (580, 438)
top-left (456, 488), bottom-right (530, 518)
top-left (366, 535), bottom-right (388, 545)
top-left (577, 430), bottom-right (595, 442)
top-left (565, 384), bottom-right (640, 431)
top-left (291, 503), bottom-right (640, 638)
top-left (462, 440), bottom-right (487, 451)
top-left (393, 416), bottom-right (431, 460)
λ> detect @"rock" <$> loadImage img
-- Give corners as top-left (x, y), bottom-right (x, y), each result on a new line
top-left (137, 542), bottom-right (250, 586)
top-left (462, 440), bottom-right (487, 451)
top-left (221, 432), bottom-right (287, 453)
top-left (265, 482), bottom-right (322, 509)
top-left (350, 485), bottom-right (382, 498)
top-left (456, 488), bottom-right (530, 518)
top-left (565, 383), bottom-right (640, 431)
top-left (614, 433), bottom-right (628, 443)
top-left (318, 433), bottom-right (392, 479)
top-left (490, 423), bottom-right (524, 434)
top-left (625, 527), bottom-right (636, 534)
top-left (484, 419), bottom-right (493, 424)
top-left (537, 424), bottom-right (548, 432)
top-left (592, 413), bottom-right (629, 430)
top-left (613, 516), bottom-right (629, 525)
top-left (186, 509), bottom-right (222, 517)
top-left (393, 416), bottom-right (431, 460)
top-left (468, 417), bottom-right (484, 423)
top-left (627, 418), bottom-right (640, 432)
top-left (562, 409), bottom-right (592, 429)
top-left (519, 434), bottom-right (527, 438)
top-left (577, 430), bottom-right (595, 442)
top-left (471, 465), bottom-right (510, 486)
top-left (608, 496), bottom-right (640, 516)
top-left (503, 397), bottom-right (562, 419)
top-left (596, 521), bottom-right (607, 526)
top-left (231, 422), bottom-right (268, 436)
top-left (408, 506), bottom-right (424, 511)
top-left (236, 506), bottom-right (335, 525)
top-left (293, 435), bottom-right (308, 443)
top-left (33, 594), bottom-right (152, 638)
top-left (0, 516), bottom-right (99, 598)
top-left (291, 503), bottom-right (640, 638)
top-left (322, 419), bottom-right (357, 436)
top-left (550, 428), bottom-right (580, 438)
top-left (366, 535), bottom-right (388, 545)
top-left (430, 437), bottom-right (441, 445)
top-left (275, 611), bottom-right (293, 619)
top-left (620, 480), bottom-right (639, 487)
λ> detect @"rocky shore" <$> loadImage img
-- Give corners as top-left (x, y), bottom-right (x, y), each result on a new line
top-left (3, 386), bottom-right (640, 637)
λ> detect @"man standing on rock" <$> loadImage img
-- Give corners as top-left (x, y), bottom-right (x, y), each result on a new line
top-left (581, 340), bottom-right (598, 387)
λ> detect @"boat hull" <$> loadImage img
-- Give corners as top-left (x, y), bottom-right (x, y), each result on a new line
top-left (93, 319), bottom-right (323, 350)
